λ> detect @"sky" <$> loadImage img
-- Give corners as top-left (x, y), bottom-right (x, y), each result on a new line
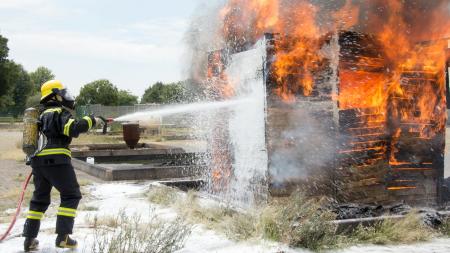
top-left (0, 0), bottom-right (211, 97)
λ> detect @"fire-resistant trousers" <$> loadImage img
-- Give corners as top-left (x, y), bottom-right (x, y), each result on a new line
top-left (22, 161), bottom-right (81, 238)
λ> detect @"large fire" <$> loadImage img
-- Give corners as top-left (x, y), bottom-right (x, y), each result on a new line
top-left (205, 0), bottom-right (450, 201)
top-left (219, 0), bottom-right (449, 102)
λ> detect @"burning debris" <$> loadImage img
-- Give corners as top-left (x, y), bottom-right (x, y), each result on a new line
top-left (188, 0), bottom-right (450, 206)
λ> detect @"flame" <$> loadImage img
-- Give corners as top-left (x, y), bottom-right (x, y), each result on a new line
top-left (332, 0), bottom-right (360, 30)
top-left (381, 4), bottom-right (448, 163)
top-left (387, 186), bottom-right (417, 191)
top-left (206, 50), bottom-right (236, 98)
top-left (339, 70), bottom-right (386, 110)
top-left (218, 0), bottom-right (449, 103)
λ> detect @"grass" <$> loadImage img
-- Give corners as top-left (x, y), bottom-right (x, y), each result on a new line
top-left (0, 117), bottom-right (22, 123)
top-left (177, 191), bottom-right (340, 249)
top-left (87, 214), bottom-right (121, 228)
top-left (147, 186), bottom-right (445, 251)
top-left (14, 172), bottom-right (28, 182)
top-left (439, 218), bottom-right (450, 237)
top-left (175, 191), bottom-right (244, 236)
top-left (71, 134), bottom-right (123, 145)
top-left (89, 210), bottom-right (191, 253)
top-left (78, 204), bottom-right (99, 211)
top-left (0, 180), bottom-right (69, 216)
top-left (147, 187), bottom-right (339, 249)
top-left (147, 185), bottom-right (179, 206)
top-left (148, 187), bottom-right (245, 237)
top-left (350, 212), bottom-right (434, 245)
top-left (0, 187), bottom-right (32, 213)
top-left (78, 178), bottom-right (93, 187)
top-left (0, 140), bottom-right (25, 161)
top-left (257, 193), bottom-right (340, 250)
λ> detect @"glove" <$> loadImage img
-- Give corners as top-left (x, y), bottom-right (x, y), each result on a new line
top-left (94, 116), bottom-right (108, 135)
top-left (94, 117), bottom-right (106, 126)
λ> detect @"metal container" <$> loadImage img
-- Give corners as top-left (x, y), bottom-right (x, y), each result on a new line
top-left (22, 107), bottom-right (39, 156)
top-left (122, 123), bottom-right (140, 149)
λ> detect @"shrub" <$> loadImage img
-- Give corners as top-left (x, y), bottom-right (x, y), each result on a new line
top-left (91, 211), bottom-right (191, 253)
top-left (259, 192), bottom-right (340, 250)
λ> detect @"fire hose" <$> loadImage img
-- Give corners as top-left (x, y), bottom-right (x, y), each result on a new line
top-left (0, 172), bottom-right (33, 242)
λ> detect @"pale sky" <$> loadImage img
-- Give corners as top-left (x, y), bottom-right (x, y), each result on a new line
top-left (0, 0), bottom-right (211, 97)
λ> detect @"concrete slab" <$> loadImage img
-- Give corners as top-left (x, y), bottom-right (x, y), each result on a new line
top-left (72, 158), bottom-right (205, 181)
top-left (70, 142), bottom-right (206, 164)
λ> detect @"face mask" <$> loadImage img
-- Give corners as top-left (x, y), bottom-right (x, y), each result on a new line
top-left (55, 88), bottom-right (75, 109)
top-left (59, 89), bottom-right (75, 103)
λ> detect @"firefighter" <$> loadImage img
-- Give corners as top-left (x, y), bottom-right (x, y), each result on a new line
top-left (22, 80), bottom-right (103, 251)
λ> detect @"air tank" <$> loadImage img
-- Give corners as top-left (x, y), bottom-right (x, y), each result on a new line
top-left (22, 107), bottom-right (39, 156)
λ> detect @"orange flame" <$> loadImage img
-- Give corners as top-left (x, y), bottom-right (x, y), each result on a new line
top-left (219, 0), bottom-right (450, 103)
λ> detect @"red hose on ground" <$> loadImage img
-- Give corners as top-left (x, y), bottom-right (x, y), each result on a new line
top-left (0, 172), bottom-right (32, 242)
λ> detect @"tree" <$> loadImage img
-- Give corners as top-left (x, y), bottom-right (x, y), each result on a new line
top-left (0, 34), bottom-right (7, 60)
top-left (29, 66), bottom-right (55, 93)
top-left (8, 63), bottom-right (32, 117)
top-left (141, 81), bottom-right (185, 104)
top-left (26, 93), bottom-right (42, 108)
top-left (0, 34), bottom-right (39, 116)
top-left (0, 34), bottom-right (14, 108)
top-left (141, 82), bottom-right (164, 104)
top-left (76, 79), bottom-right (119, 106)
top-left (117, 90), bottom-right (138, 106)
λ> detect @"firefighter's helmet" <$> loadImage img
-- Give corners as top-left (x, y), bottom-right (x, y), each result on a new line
top-left (40, 80), bottom-right (75, 109)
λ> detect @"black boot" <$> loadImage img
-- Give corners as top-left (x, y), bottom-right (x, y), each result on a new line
top-left (23, 237), bottom-right (39, 252)
top-left (55, 234), bottom-right (78, 249)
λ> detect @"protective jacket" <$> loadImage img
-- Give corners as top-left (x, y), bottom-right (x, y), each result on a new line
top-left (33, 102), bottom-right (96, 162)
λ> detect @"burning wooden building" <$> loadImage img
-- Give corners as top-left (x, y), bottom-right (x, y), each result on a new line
top-left (205, 31), bottom-right (449, 206)
top-left (198, 0), bottom-right (450, 207)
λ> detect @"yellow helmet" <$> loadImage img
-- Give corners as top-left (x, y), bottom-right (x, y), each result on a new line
top-left (40, 80), bottom-right (64, 101)
top-left (40, 80), bottom-right (75, 108)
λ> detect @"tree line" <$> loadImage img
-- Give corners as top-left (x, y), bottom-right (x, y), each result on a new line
top-left (0, 34), bottom-right (56, 117)
top-left (75, 79), bottom-right (190, 106)
top-left (0, 33), bottom-right (201, 118)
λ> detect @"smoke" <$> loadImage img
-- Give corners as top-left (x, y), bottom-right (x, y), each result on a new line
top-left (185, 0), bottom-right (450, 59)
top-left (351, 0), bottom-right (450, 41)
top-left (269, 108), bottom-right (337, 185)
top-left (183, 1), bottom-right (225, 83)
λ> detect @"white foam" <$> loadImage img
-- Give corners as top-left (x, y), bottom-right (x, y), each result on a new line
top-left (114, 99), bottom-right (253, 122)
top-left (223, 38), bottom-right (269, 206)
